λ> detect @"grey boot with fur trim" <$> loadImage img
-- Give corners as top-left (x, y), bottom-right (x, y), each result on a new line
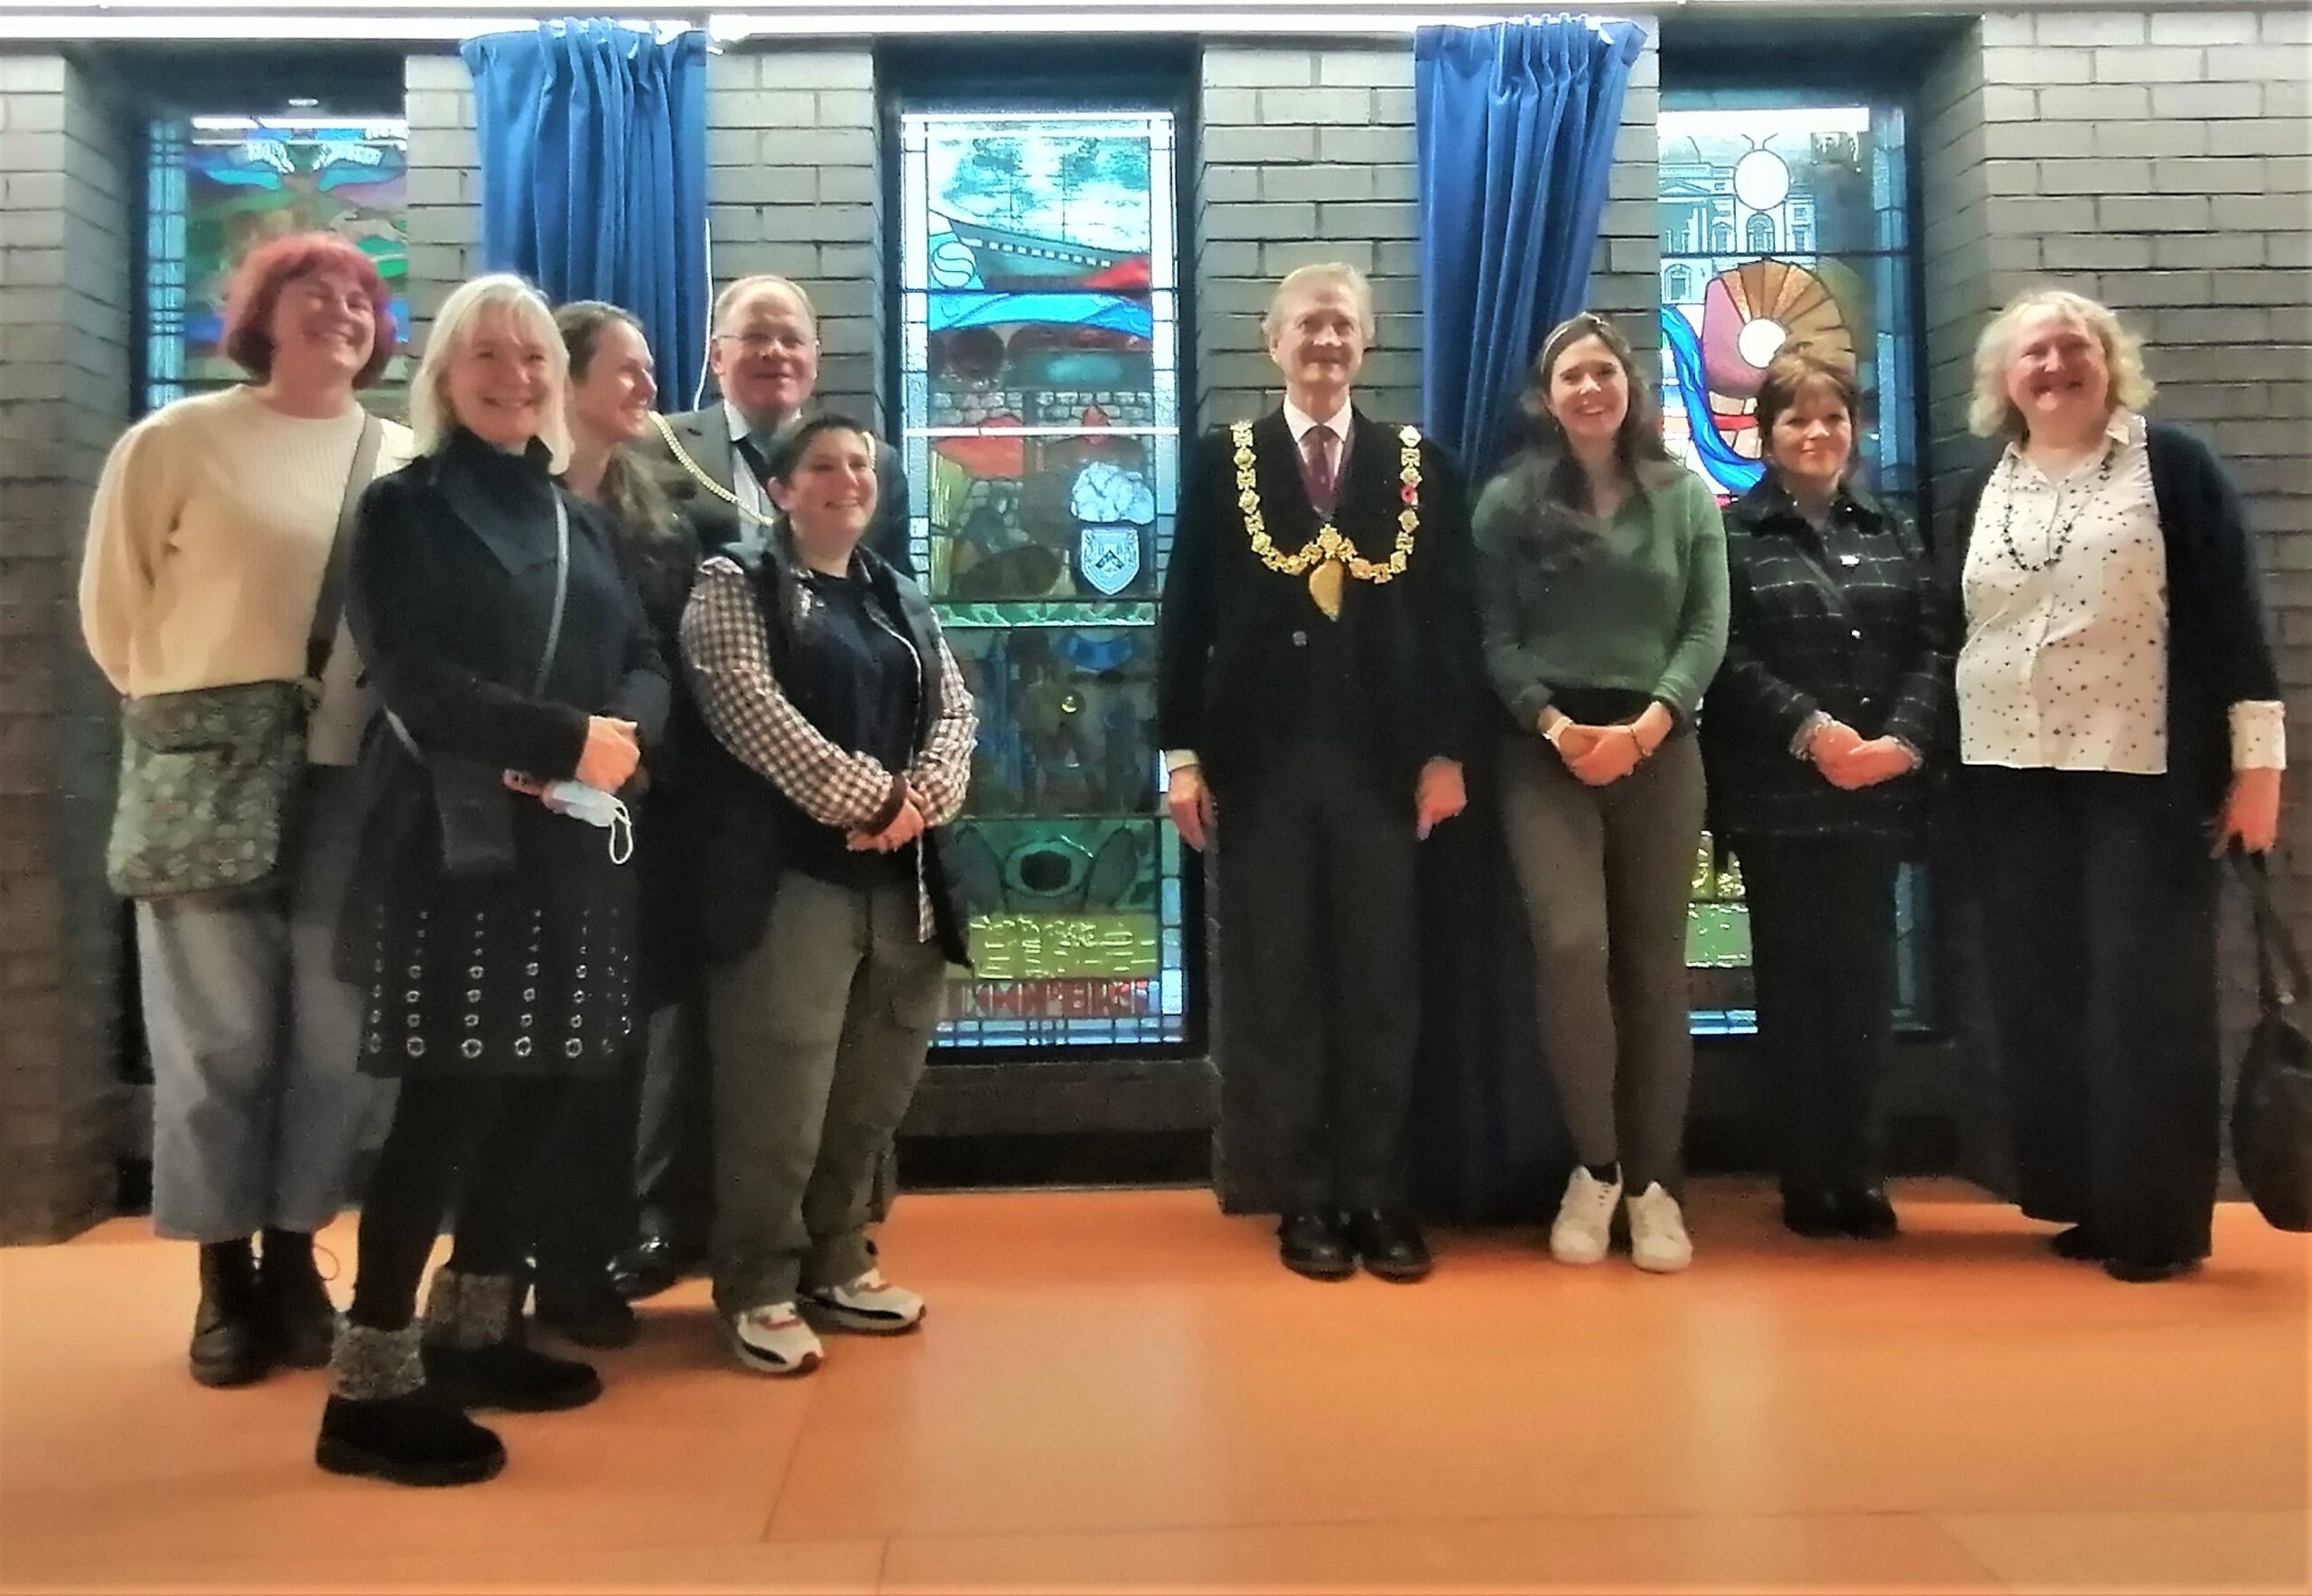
top-left (419, 1269), bottom-right (601, 1414)
top-left (315, 1322), bottom-right (505, 1488)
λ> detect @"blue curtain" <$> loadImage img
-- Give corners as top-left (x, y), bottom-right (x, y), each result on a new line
top-left (462, 19), bottom-right (711, 406)
top-left (1416, 16), bottom-right (1645, 483)
top-left (1408, 17), bottom-right (1645, 1225)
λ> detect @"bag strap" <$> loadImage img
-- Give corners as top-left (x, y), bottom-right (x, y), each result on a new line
top-left (2233, 853), bottom-right (2308, 1014)
top-left (307, 412), bottom-right (386, 682)
top-left (535, 493), bottom-right (571, 695)
top-left (385, 491), bottom-right (573, 761)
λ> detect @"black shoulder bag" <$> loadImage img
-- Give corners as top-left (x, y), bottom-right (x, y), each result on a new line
top-left (2232, 854), bottom-right (2312, 1233)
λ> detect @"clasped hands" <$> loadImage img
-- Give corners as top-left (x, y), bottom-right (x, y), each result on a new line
top-left (1802, 719), bottom-right (1916, 790)
top-left (847, 781), bottom-right (928, 853)
top-left (1544, 702), bottom-right (1674, 787)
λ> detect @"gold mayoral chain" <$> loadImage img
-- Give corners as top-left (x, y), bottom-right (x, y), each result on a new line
top-left (1232, 421), bottom-right (1422, 621)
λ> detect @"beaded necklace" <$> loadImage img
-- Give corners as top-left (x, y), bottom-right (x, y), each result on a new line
top-left (1995, 437), bottom-right (2118, 574)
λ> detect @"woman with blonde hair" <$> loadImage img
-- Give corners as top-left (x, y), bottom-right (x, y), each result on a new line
top-left (80, 233), bottom-right (410, 1389)
top-left (1955, 287), bottom-right (2281, 1283)
top-left (316, 275), bottom-right (668, 1485)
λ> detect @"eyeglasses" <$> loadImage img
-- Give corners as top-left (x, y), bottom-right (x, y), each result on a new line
top-left (713, 331), bottom-right (813, 355)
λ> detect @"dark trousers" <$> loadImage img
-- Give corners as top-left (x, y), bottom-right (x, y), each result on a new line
top-left (1214, 741), bottom-right (1421, 1213)
top-left (350, 1078), bottom-right (564, 1331)
top-left (1963, 766), bottom-right (2223, 1266)
top-left (1738, 835), bottom-right (1898, 1199)
top-left (632, 996), bottom-right (713, 1249)
top-left (530, 1042), bottom-right (645, 1302)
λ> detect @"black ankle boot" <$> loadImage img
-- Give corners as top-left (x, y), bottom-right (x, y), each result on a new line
top-left (259, 1229), bottom-right (339, 1369)
top-left (421, 1269), bottom-right (603, 1413)
top-left (191, 1238), bottom-right (274, 1388)
top-left (316, 1323), bottom-right (504, 1488)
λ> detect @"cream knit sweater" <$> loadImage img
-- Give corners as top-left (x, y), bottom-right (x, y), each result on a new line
top-left (79, 386), bottom-right (414, 764)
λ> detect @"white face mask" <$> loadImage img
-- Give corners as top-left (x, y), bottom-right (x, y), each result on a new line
top-left (543, 779), bottom-right (633, 863)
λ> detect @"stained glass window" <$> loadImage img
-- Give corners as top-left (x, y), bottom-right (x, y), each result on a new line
top-left (1659, 98), bottom-right (1928, 1032)
top-left (900, 111), bottom-right (1186, 1049)
top-left (144, 115), bottom-right (412, 415)
top-left (1657, 102), bottom-right (1916, 512)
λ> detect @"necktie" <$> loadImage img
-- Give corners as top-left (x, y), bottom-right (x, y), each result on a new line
top-left (1301, 425), bottom-right (1338, 518)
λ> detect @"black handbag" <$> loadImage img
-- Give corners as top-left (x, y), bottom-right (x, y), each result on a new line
top-left (2231, 854), bottom-right (2312, 1234)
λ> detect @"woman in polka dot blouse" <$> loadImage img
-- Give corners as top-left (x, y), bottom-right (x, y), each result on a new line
top-left (1953, 288), bottom-right (2283, 1283)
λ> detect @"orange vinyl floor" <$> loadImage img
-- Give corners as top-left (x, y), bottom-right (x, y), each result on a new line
top-left (0, 1181), bottom-right (2307, 1594)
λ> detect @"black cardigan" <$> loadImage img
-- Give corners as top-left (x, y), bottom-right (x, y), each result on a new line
top-left (1953, 418), bottom-right (2280, 821)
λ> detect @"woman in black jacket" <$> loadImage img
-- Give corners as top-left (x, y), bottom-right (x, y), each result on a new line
top-left (316, 275), bottom-right (668, 1487)
top-left (1702, 345), bottom-right (1951, 1241)
top-left (1954, 289), bottom-right (2282, 1283)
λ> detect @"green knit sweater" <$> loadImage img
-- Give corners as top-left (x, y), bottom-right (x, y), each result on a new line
top-left (1470, 460), bottom-right (1729, 729)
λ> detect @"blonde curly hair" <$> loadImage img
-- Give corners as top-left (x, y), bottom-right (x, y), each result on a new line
top-left (1968, 287), bottom-right (2155, 438)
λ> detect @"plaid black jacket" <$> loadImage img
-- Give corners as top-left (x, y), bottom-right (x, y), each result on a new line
top-left (1701, 478), bottom-right (1953, 842)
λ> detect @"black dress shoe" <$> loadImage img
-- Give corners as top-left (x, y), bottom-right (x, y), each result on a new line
top-left (1276, 1212), bottom-right (1355, 1281)
top-left (535, 1287), bottom-right (640, 1349)
top-left (2048, 1225), bottom-right (2107, 1262)
top-left (608, 1236), bottom-right (701, 1302)
top-left (1345, 1209), bottom-right (1431, 1283)
top-left (2104, 1255), bottom-right (2202, 1283)
top-left (1837, 1187), bottom-right (1900, 1242)
top-left (1779, 1189), bottom-right (1846, 1239)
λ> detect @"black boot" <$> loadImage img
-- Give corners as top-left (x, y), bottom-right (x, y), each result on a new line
top-left (421, 1269), bottom-right (602, 1413)
top-left (535, 1284), bottom-right (641, 1350)
top-left (191, 1238), bottom-right (274, 1388)
top-left (259, 1229), bottom-right (340, 1369)
top-left (316, 1322), bottom-right (504, 1488)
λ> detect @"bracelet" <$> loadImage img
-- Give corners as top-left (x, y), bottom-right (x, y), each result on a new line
top-left (1542, 717), bottom-right (1568, 748)
top-left (1624, 724), bottom-right (1649, 760)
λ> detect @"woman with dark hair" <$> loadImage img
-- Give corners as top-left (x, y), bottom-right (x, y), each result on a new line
top-left (1473, 312), bottom-right (1728, 1274)
top-left (80, 232), bottom-right (410, 1388)
top-left (1701, 344), bottom-right (1950, 1241)
top-left (680, 415), bottom-right (974, 1377)
top-left (1956, 289), bottom-right (2282, 1283)
top-left (524, 300), bottom-right (702, 1348)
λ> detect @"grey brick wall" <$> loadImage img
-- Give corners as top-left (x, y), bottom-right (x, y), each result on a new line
top-left (0, 54), bottom-right (133, 1242)
top-left (403, 53), bottom-right (479, 361)
top-left (1917, 5), bottom-right (2312, 1068)
top-left (705, 45), bottom-right (883, 423)
top-left (1196, 28), bottom-right (1660, 443)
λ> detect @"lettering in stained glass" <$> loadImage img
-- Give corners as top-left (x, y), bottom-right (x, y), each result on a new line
top-left (900, 111), bottom-right (1186, 1048)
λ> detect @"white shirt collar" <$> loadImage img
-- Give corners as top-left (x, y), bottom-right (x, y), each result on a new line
top-left (1283, 396), bottom-right (1352, 445)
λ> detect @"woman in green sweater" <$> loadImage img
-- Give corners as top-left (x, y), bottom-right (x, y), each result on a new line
top-left (1474, 312), bottom-right (1729, 1274)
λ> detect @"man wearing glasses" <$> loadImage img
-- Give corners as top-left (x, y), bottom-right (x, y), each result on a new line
top-left (642, 274), bottom-right (913, 572)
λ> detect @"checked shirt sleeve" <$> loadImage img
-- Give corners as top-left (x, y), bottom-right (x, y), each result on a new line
top-left (680, 557), bottom-right (903, 830)
top-left (904, 630), bottom-right (978, 827)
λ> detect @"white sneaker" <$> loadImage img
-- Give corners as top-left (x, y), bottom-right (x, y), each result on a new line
top-left (1626, 1182), bottom-right (1693, 1274)
top-left (729, 1303), bottom-right (824, 1376)
top-left (804, 1269), bottom-right (926, 1335)
top-left (1550, 1165), bottom-right (1622, 1265)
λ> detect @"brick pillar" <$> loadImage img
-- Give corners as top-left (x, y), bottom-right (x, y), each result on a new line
top-left (0, 55), bottom-right (135, 1243)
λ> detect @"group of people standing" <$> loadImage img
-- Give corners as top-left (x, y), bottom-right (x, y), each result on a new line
top-left (78, 229), bottom-right (2281, 1493)
top-left (82, 238), bottom-right (967, 1488)
top-left (1160, 264), bottom-right (2282, 1299)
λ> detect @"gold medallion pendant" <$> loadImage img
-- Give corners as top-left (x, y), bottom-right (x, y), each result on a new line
top-left (1308, 558), bottom-right (1346, 620)
top-left (1233, 422), bottom-right (1425, 623)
